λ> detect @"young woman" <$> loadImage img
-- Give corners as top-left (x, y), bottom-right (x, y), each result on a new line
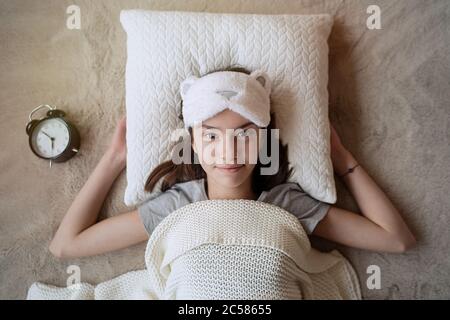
top-left (49, 67), bottom-right (416, 259)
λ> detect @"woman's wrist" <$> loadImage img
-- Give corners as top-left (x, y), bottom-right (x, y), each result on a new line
top-left (332, 147), bottom-right (358, 177)
top-left (103, 148), bottom-right (126, 173)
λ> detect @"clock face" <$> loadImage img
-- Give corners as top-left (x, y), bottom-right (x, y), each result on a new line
top-left (31, 118), bottom-right (70, 158)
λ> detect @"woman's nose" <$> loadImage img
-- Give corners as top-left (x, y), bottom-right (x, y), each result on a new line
top-left (218, 133), bottom-right (239, 164)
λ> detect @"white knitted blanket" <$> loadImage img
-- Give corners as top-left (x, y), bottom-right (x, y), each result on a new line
top-left (27, 200), bottom-right (362, 300)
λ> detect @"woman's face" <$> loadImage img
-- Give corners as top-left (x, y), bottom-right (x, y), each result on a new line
top-left (192, 108), bottom-right (261, 188)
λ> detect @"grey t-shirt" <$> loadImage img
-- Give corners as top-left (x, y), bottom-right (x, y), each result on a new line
top-left (137, 178), bottom-right (331, 236)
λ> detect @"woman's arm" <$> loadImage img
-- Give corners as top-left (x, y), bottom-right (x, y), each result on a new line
top-left (49, 117), bottom-right (148, 258)
top-left (312, 124), bottom-right (417, 253)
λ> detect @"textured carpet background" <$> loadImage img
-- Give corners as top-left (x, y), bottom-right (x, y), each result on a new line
top-left (1, 0), bottom-right (449, 299)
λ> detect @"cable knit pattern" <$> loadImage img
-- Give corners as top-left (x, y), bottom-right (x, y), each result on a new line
top-left (119, 10), bottom-right (336, 207)
top-left (27, 200), bottom-right (361, 300)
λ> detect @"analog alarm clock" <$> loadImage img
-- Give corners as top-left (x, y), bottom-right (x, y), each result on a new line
top-left (26, 104), bottom-right (80, 167)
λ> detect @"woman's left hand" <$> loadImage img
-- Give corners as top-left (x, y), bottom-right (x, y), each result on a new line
top-left (329, 122), bottom-right (356, 176)
top-left (330, 123), bottom-right (345, 154)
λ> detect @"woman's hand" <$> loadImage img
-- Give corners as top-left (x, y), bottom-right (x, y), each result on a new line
top-left (106, 116), bottom-right (127, 169)
top-left (315, 121), bottom-right (417, 253)
top-left (49, 115), bottom-right (146, 259)
top-left (329, 123), bottom-right (357, 176)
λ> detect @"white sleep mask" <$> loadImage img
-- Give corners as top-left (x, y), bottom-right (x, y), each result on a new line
top-left (180, 70), bottom-right (272, 128)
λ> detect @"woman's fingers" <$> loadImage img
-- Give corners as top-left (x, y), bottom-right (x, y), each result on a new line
top-left (330, 123), bottom-right (342, 146)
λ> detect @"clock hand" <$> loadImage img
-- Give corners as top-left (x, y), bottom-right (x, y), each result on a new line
top-left (42, 131), bottom-right (52, 139)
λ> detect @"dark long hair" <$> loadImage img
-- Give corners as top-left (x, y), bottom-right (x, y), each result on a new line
top-left (144, 65), bottom-right (293, 196)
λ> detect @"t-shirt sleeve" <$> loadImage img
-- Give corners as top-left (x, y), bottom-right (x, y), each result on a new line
top-left (137, 187), bottom-right (191, 236)
top-left (264, 183), bottom-right (331, 235)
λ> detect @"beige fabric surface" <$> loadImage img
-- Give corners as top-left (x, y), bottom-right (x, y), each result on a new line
top-left (1, 0), bottom-right (449, 299)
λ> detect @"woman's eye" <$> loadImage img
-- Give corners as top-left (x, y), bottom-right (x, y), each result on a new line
top-left (204, 132), bottom-right (216, 140)
top-left (235, 129), bottom-right (255, 138)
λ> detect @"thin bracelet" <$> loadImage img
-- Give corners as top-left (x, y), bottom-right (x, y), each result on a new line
top-left (338, 163), bottom-right (360, 178)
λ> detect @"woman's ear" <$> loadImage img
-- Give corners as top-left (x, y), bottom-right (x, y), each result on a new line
top-left (190, 127), bottom-right (198, 155)
top-left (180, 75), bottom-right (199, 99)
top-left (250, 70), bottom-right (272, 95)
top-left (191, 139), bottom-right (197, 155)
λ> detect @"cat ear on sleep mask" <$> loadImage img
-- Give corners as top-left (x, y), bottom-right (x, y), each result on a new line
top-left (180, 75), bottom-right (199, 100)
top-left (249, 69), bottom-right (272, 95)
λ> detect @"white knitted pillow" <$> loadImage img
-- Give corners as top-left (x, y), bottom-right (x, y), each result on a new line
top-left (120, 10), bottom-right (336, 206)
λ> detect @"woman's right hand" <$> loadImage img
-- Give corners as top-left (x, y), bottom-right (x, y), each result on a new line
top-left (106, 116), bottom-right (127, 169)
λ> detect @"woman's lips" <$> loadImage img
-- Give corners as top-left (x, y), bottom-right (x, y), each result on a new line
top-left (215, 165), bottom-right (244, 173)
